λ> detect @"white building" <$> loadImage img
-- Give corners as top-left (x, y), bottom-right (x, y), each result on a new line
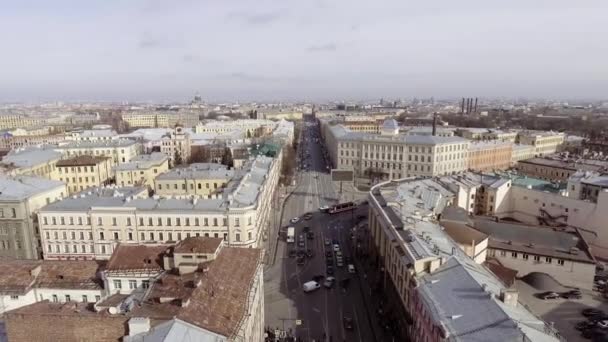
top-left (160, 126), bottom-right (191, 165)
top-left (55, 139), bottom-right (143, 164)
top-left (67, 129), bottom-right (118, 142)
top-left (114, 152), bottom-right (170, 188)
top-left (517, 131), bottom-right (565, 157)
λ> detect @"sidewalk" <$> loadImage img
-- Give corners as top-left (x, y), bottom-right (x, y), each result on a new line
top-left (264, 184), bottom-right (297, 269)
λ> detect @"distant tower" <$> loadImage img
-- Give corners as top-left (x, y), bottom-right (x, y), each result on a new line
top-left (432, 112), bottom-right (438, 136)
top-left (193, 92), bottom-right (202, 104)
top-left (461, 98), bottom-right (465, 114)
top-left (474, 98), bottom-right (478, 113)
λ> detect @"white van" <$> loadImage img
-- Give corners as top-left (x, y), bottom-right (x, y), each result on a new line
top-left (348, 264), bottom-right (356, 274)
top-left (303, 281), bottom-right (321, 293)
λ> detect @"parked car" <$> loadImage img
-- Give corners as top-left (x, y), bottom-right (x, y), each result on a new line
top-left (319, 206), bottom-right (330, 212)
top-left (302, 281), bottom-right (321, 293)
top-left (336, 251), bottom-right (343, 258)
top-left (536, 291), bottom-right (560, 300)
top-left (306, 249), bottom-right (314, 258)
top-left (326, 265), bottom-right (334, 275)
top-left (343, 317), bottom-right (354, 330)
top-left (333, 244), bottom-right (340, 252)
top-left (336, 259), bottom-right (344, 267)
top-left (576, 321), bottom-right (596, 331)
top-left (304, 213), bottom-right (313, 220)
top-left (562, 290), bottom-right (582, 299)
top-left (324, 238), bottom-right (331, 246)
top-left (582, 309), bottom-right (605, 317)
top-left (290, 217), bottom-right (300, 224)
top-left (323, 276), bottom-right (336, 288)
top-left (303, 226), bottom-right (310, 233)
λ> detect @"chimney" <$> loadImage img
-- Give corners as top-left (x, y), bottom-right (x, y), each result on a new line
top-left (432, 112), bottom-right (437, 136)
top-left (474, 98), bottom-right (478, 113)
top-left (128, 317), bottom-right (151, 336)
top-left (461, 98), bottom-right (465, 114)
top-left (500, 289), bottom-right (519, 307)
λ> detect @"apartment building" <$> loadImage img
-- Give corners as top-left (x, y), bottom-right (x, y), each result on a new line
top-left (122, 111), bottom-right (200, 129)
top-left (0, 259), bottom-right (104, 314)
top-left (55, 155), bottom-right (114, 194)
top-left (56, 139), bottom-right (142, 164)
top-left (402, 126), bottom-right (455, 137)
top-left (0, 133), bottom-right (65, 151)
top-left (455, 128), bottom-right (518, 143)
top-left (154, 163), bottom-right (233, 197)
top-left (518, 157), bottom-right (608, 182)
top-left (194, 119), bottom-right (275, 138)
top-left (567, 170), bottom-right (608, 203)
top-left (511, 144), bottom-right (536, 165)
top-left (1, 148), bottom-right (63, 178)
top-left (467, 141), bottom-right (513, 172)
top-left (4, 238), bottom-right (264, 342)
top-left (0, 176), bottom-right (66, 259)
top-left (67, 129), bottom-right (118, 142)
top-left (0, 114), bottom-right (46, 130)
top-left (517, 131), bottom-right (565, 156)
top-left (368, 178), bottom-right (561, 342)
top-left (160, 126), bottom-right (191, 165)
top-left (38, 156), bottom-right (280, 259)
top-left (321, 118), bottom-right (469, 181)
top-left (114, 152), bottom-right (169, 188)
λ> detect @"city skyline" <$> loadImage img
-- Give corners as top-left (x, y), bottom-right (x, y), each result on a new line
top-left (1, 0), bottom-right (607, 102)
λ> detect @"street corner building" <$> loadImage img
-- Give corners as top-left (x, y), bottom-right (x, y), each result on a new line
top-left (3, 237), bottom-right (265, 342)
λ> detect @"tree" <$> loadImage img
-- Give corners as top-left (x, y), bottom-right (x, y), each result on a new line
top-left (189, 147), bottom-right (210, 163)
top-left (173, 151), bottom-right (183, 166)
top-left (221, 147), bottom-right (234, 168)
top-left (280, 145), bottom-right (296, 185)
top-left (246, 130), bottom-right (252, 139)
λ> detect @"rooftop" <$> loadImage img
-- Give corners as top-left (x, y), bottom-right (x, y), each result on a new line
top-left (1, 147), bottom-right (63, 168)
top-left (329, 123), bottom-right (468, 145)
top-left (0, 176), bottom-right (65, 201)
top-left (56, 155), bottom-right (110, 167)
top-left (156, 163), bottom-right (233, 181)
top-left (519, 157), bottom-right (608, 172)
top-left (113, 152), bottom-right (168, 171)
top-left (105, 244), bottom-right (168, 272)
top-left (56, 139), bottom-right (138, 149)
top-left (174, 237), bottom-right (222, 254)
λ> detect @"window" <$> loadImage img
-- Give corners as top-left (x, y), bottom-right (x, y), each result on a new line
top-left (99, 232), bottom-right (105, 240)
top-left (11, 208), bottom-right (16, 218)
top-left (95, 295), bottom-right (101, 302)
top-left (545, 257), bottom-right (552, 263)
top-left (44, 217), bottom-right (48, 225)
top-left (113, 232), bottom-right (119, 240)
top-left (235, 218), bottom-right (240, 227)
top-left (500, 250), bottom-right (506, 257)
top-left (112, 217), bottom-right (117, 226)
top-left (82, 295), bottom-right (88, 303)
top-left (97, 217), bottom-right (102, 226)
top-left (150, 232), bottom-right (154, 240)
top-left (78, 217), bottom-right (82, 225)
top-left (176, 218), bottom-right (181, 226)
top-left (158, 218), bottom-right (162, 226)
top-left (140, 232), bottom-right (145, 240)
top-left (223, 233), bottom-right (227, 241)
top-left (557, 259), bottom-right (564, 266)
top-left (126, 218), bottom-right (131, 226)
top-left (511, 252), bottom-right (517, 258)
top-left (69, 217), bottom-right (74, 225)
top-left (60, 217), bottom-right (65, 225)
top-left (128, 232), bottom-right (133, 241)
top-left (523, 254), bottom-right (529, 260)
top-left (185, 218), bottom-right (190, 226)
top-left (149, 218), bottom-right (153, 226)
top-left (101, 245), bottom-right (106, 254)
top-left (159, 232), bottom-right (164, 241)
top-left (65, 295), bottom-right (71, 302)
top-left (52, 295), bottom-right (58, 302)
top-left (248, 231), bottom-right (252, 240)
top-left (142, 280), bottom-right (150, 289)
top-left (129, 280), bottom-right (137, 289)
top-left (113, 280), bottom-right (122, 289)
top-left (10, 295), bottom-right (19, 300)
top-left (167, 218), bottom-right (172, 226)
top-left (236, 233), bottom-right (241, 242)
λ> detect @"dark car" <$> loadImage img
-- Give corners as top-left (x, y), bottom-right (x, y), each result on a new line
top-left (325, 251), bottom-right (333, 258)
top-left (296, 257), bottom-right (305, 265)
top-left (562, 290), bottom-right (582, 300)
top-left (536, 291), bottom-right (560, 300)
top-left (326, 265), bottom-right (334, 275)
top-left (583, 309), bottom-right (605, 317)
top-left (576, 320), bottom-right (596, 331)
top-left (303, 226), bottom-right (310, 233)
top-left (332, 239), bottom-right (339, 245)
top-left (343, 316), bottom-right (354, 330)
top-left (312, 275), bottom-right (324, 282)
top-left (288, 250), bottom-right (297, 258)
top-left (306, 249), bottom-right (314, 258)
top-left (307, 232), bottom-right (314, 240)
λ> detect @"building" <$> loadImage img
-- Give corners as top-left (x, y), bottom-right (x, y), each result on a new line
top-left (320, 118), bottom-right (470, 182)
top-left (402, 126), bottom-right (455, 138)
top-left (517, 131), bottom-right (565, 157)
top-left (455, 128), bottom-right (518, 143)
top-left (55, 155), bottom-right (114, 194)
top-left (56, 139), bottom-right (142, 165)
top-left (467, 141), bottom-right (513, 172)
top-left (368, 178), bottom-right (561, 342)
top-left (518, 157), bottom-right (608, 182)
top-left (67, 129), bottom-right (118, 142)
top-left (0, 133), bottom-right (65, 151)
top-left (154, 163), bottom-right (232, 197)
top-left (160, 126), bottom-right (191, 166)
top-left (0, 259), bottom-right (104, 314)
top-left (122, 111), bottom-right (200, 129)
top-left (194, 119), bottom-right (275, 138)
top-left (511, 144), bottom-right (536, 165)
top-left (4, 238), bottom-right (264, 342)
top-left (567, 170), bottom-right (608, 203)
top-left (114, 152), bottom-right (169, 188)
top-left (0, 114), bottom-right (46, 130)
top-left (0, 176), bottom-right (66, 259)
top-left (38, 156), bottom-right (280, 259)
top-left (0, 147), bottom-right (63, 178)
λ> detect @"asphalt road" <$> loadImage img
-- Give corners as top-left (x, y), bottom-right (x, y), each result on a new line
top-left (264, 116), bottom-right (375, 342)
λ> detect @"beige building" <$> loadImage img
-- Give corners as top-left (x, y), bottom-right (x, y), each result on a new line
top-left (511, 144), bottom-right (536, 165)
top-left (518, 157), bottom-right (608, 182)
top-left (1, 148), bottom-right (63, 179)
top-left (114, 152), bottom-right (169, 188)
top-left (367, 178), bottom-right (561, 342)
top-left (517, 131), bottom-right (565, 156)
top-left (122, 111), bottom-right (200, 129)
top-left (4, 238), bottom-right (264, 342)
top-left (55, 155), bottom-right (113, 194)
top-left (194, 119), bottom-right (275, 138)
top-left (0, 134), bottom-right (65, 151)
top-left (0, 176), bottom-right (66, 259)
top-left (154, 163), bottom-right (232, 197)
top-left (467, 141), bottom-right (513, 172)
top-left (56, 139), bottom-right (142, 164)
top-left (38, 155), bottom-right (280, 260)
top-left (0, 115), bottom-right (46, 130)
top-left (160, 126), bottom-right (191, 166)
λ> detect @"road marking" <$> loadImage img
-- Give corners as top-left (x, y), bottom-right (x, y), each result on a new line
top-left (352, 302), bottom-right (363, 342)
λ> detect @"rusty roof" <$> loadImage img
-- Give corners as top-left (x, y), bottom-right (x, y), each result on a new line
top-left (56, 155), bottom-right (110, 167)
top-left (173, 237), bottom-right (222, 254)
top-left (105, 244), bottom-right (169, 272)
top-left (0, 259), bottom-right (40, 294)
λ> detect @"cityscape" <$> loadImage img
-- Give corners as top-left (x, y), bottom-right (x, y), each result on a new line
top-left (1, 2), bottom-right (608, 342)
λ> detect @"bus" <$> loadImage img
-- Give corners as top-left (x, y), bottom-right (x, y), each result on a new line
top-left (286, 227), bottom-right (295, 243)
top-left (328, 202), bottom-right (356, 214)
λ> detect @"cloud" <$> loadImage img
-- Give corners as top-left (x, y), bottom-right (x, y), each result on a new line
top-left (306, 43), bottom-right (338, 52)
top-left (138, 37), bottom-right (162, 49)
top-left (228, 11), bottom-right (284, 26)
top-left (225, 72), bottom-right (274, 82)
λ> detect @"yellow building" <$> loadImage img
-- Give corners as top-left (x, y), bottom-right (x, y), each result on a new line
top-left (467, 141), bottom-right (513, 172)
top-left (55, 155), bottom-right (113, 194)
top-left (154, 163), bottom-right (233, 197)
top-left (0, 115), bottom-right (46, 130)
top-left (114, 152), bottom-right (169, 188)
top-left (1, 148), bottom-right (63, 179)
top-left (517, 131), bottom-right (565, 156)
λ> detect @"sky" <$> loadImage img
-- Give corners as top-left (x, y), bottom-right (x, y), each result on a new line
top-left (0, 0), bottom-right (607, 102)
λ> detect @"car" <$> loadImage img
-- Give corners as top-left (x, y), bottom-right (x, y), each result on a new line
top-left (333, 244), bottom-right (340, 252)
top-left (562, 290), bottom-right (582, 299)
top-left (319, 205), bottom-right (330, 212)
top-left (326, 265), bottom-right (334, 275)
top-left (304, 213), bottom-right (313, 220)
top-left (290, 217), bottom-right (300, 224)
top-left (306, 249), bottom-right (314, 258)
top-left (302, 226), bottom-right (310, 233)
top-left (307, 232), bottom-right (314, 240)
top-left (597, 320), bottom-right (608, 329)
top-left (326, 257), bottom-right (333, 265)
top-left (288, 250), bottom-right (297, 258)
top-left (583, 309), bottom-right (604, 317)
top-left (536, 291), bottom-right (560, 300)
top-left (303, 281), bottom-right (321, 293)
top-left (343, 316), bottom-right (354, 330)
top-left (348, 264), bottom-right (356, 274)
top-left (337, 260), bottom-right (344, 267)
top-left (296, 256), bottom-right (305, 265)
top-left (312, 275), bottom-right (325, 282)
top-left (576, 321), bottom-right (596, 331)
top-left (323, 276), bottom-right (336, 288)
top-left (298, 241), bottom-right (305, 248)
top-left (336, 251), bottom-right (343, 258)
top-left (325, 251), bottom-right (333, 258)
top-left (324, 238), bottom-right (331, 246)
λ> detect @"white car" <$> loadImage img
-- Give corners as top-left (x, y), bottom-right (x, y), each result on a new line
top-left (333, 244), bottom-right (340, 252)
top-left (598, 320), bottom-right (608, 329)
top-left (290, 217), bottom-right (300, 224)
top-left (348, 264), bottom-right (356, 274)
top-left (319, 205), bottom-right (330, 212)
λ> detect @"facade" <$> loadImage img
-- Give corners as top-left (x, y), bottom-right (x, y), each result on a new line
top-left (114, 152), bottom-right (169, 188)
top-left (56, 139), bottom-right (142, 164)
top-left (367, 178), bottom-right (561, 342)
top-left (0, 114), bottom-right (47, 130)
top-left (122, 111), bottom-right (200, 129)
top-left (511, 144), bottom-right (536, 165)
top-left (1, 147), bottom-right (63, 179)
top-left (0, 176), bottom-right (66, 259)
top-left (467, 141), bottom-right (513, 172)
top-left (0, 133), bottom-right (65, 151)
top-left (154, 163), bottom-right (232, 197)
top-left (67, 129), bottom-right (118, 142)
top-left (567, 171), bottom-right (608, 203)
top-left (38, 155), bottom-right (280, 260)
top-left (194, 119), bottom-right (275, 138)
top-left (455, 128), bottom-right (518, 143)
top-left (55, 155), bottom-right (114, 194)
top-left (320, 118), bottom-right (470, 181)
top-left (518, 157), bottom-right (608, 182)
top-left (0, 259), bottom-right (103, 314)
top-left (160, 126), bottom-right (191, 165)
top-left (4, 238), bottom-right (264, 342)
top-left (517, 131), bottom-right (565, 156)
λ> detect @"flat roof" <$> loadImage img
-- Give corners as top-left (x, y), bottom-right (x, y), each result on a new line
top-left (2, 148), bottom-right (63, 168)
top-left (105, 244), bottom-right (169, 272)
top-left (56, 155), bottom-right (110, 167)
top-left (174, 237), bottom-right (222, 254)
top-left (0, 176), bottom-right (64, 201)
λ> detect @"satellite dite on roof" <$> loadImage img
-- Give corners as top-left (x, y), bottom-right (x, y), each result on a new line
top-left (331, 169), bottom-right (354, 182)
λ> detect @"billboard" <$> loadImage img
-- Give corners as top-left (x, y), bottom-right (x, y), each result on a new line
top-left (331, 169), bottom-right (354, 182)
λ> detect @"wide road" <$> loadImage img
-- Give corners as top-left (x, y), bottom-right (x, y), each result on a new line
top-left (264, 115), bottom-right (375, 342)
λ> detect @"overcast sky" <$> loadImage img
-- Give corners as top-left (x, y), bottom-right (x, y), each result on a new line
top-left (1, 0), bottom-right (607, 102)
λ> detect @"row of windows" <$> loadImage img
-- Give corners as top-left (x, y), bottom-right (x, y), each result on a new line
top-left (43, 215), bottom-right (254, 227)
top-left (493, 249), bottom-right (566, 266)
top-left (27, 294), bottom-right (101, 303)
top-left (58, 166), bottom-right (97, 173)
top-left (60, 176), bottom-right (97, 183)
top-left (113, 279), bottom-right (150, 290)
top-left (0, 240), bottom-right (21, 250)
top-left (157, 181), bottom-right (223, 190)
top-left (0, 208), bottom-right (17, 218)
